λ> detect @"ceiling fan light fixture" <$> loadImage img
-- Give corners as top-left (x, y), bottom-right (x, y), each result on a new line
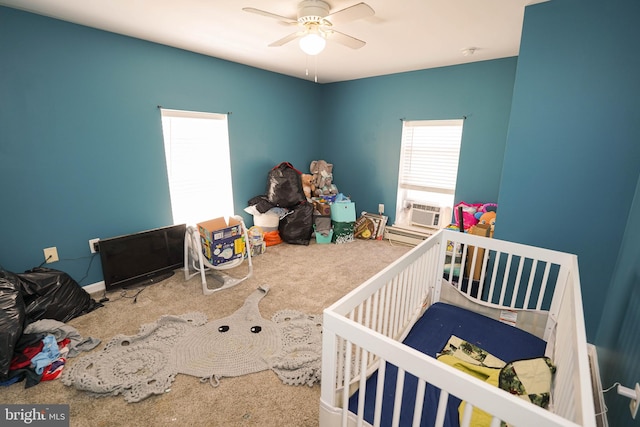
top-left (299, 31), bottom-right (326, 55)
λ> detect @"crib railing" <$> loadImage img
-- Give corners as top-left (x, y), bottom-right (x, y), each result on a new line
top-left (320, 230), bottom-right (595, 427)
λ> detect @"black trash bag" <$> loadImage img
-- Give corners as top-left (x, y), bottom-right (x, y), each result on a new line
top-left (266, 162), bottom-right (306, 208)
top-left (279, 202), bottom-right (314, 245)
top-left (248, 195), bottom-right (275, 214)
top-left (0, 269), bottom-right (26, 381)
top-left (17, 267), bottom-right (102, 324)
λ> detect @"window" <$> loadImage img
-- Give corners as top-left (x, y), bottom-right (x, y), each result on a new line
top-left (395, 119), bottom-right (463, 225)
top-left (160, 108), bottom-right (233, 225)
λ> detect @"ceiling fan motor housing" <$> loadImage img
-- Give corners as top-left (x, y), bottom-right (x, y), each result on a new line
top-left (297, 0), bottom-right (330, 24)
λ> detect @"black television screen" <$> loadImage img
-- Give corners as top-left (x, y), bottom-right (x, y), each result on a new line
top-left (98, 224), bottom-right (186, 289)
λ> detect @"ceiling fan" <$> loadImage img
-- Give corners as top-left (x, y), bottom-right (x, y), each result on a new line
top-left (243, 1), bottom-right (375, 55)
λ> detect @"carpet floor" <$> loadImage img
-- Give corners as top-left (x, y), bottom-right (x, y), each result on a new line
top-left (1, 237), bottom-right (411, 427)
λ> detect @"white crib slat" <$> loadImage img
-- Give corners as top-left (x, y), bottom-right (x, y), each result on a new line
top-left (354, 305), bottom-right (364, 377)
top-left (400, 269), bottom-right (409, 332)
top-left (373, 360), bottom-right (386, 427)
top-left (434, 389), bottom-right (449, 427)
top-left (460, 401), bottom-right (473, 427)
top-left (336, 336), bottom-right (345, 387)
top-left (364, 297), bottom-right (373, 366)
top-left (536, 262), bottom-right (552, 310)
top-left (498, 253), bottom-right (513, 305)
top-left (465, 244), bottom-right (481, 298)
top-left (364, 295), bottom-right (372, 330)
top-left (408, 262), bottom-right (419, 319)
top-left (373, 288), bottom-right (381, 334)
top-left (476, 249), bottom-right (490, 299)
top-left (490, 417), bottom-right (502, 427)
top-left (408, 264), bottom-right (416, 321)
top-left (509, 256), bottom-right (525, 308)
top-left (370, 290), bottom-right (380, 365)
top-left (341, 341), bottom-right (353, 427)
top-left (392, 368), bottom-right (405, 427)
top-left (487, 250), bottom-right (501, 303)
top-left (357, 349), bottom-right (368, 427)
top-left (381, 283), bottom-right (391, 338)
top-left (396, 271), bottom-right (407, 335)
top-left (523, 259), bottom-right (539, 309)
top-left (412, 379), bottom-right (426, 427)
top-left (390, 277), bottom-right (400, 338)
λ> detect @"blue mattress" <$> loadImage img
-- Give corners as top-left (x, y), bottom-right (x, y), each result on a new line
top-left (348, 302), bottom-right (546, 427)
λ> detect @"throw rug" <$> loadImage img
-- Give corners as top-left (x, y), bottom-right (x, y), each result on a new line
top-left (61, 286), bottom-right (322, 403)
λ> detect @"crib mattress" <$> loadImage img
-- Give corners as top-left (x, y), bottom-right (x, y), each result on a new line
top-left (348, 302), bottom-right (546, 427)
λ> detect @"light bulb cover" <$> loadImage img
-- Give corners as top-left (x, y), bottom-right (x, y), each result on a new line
top-left (299, 33), bottom-right (326, 55)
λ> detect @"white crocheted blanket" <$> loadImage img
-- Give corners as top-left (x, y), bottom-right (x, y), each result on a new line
top-left (61, 286), bottom-right (322, 402)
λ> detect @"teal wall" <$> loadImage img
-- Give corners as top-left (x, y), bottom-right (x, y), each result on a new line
top-left (496, 1), bottom-right (640, 425)
top-left (3, 3), bottom-right (640, 424)
top-left (0, 7), bottom-right (322, 285)
top-left (320, 59), bottom-right (516, 219)
top-left (0, 6), bottom-right (516, 287)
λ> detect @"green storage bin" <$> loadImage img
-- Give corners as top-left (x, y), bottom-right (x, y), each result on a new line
top-left (314, 228), bottom-right (334, 244)
top-left (331, 221), bottom-right (354, 244)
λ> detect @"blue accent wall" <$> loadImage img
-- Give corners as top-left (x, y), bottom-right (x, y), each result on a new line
top-left (0, 7), bottom-right (321, 285)
top-left (498, 0), bottom-right (640, 337)
top-left (320, 59), bottom-right (517, 220)
top-left (497, 1), bottom-right (640, 424)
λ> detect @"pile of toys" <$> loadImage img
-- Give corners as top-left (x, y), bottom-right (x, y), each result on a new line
top-left (447, 202), bottom-right (498, 237)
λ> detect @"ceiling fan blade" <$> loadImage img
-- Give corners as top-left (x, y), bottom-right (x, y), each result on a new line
top-left (242, 7), bottom-right (297, 25)
top-left (325, 2), bottom-right (374, 25)
top-left (327, 29), bottom-right (366, 49)
top-left (268, 31), bottom-right (304, 47)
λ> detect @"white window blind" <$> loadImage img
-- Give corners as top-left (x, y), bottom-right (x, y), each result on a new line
top-left (399, 119), bottom-right (463, 195)
top-left (160, 108), bottom-right (233, 225)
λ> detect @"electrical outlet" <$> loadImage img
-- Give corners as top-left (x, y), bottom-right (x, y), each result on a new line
top-left (378, 203), bottom-right (384, 214)
top-left (43, 247), bottom-right (59, 263)
top-left (631, 383), bottom-right (640, 419)
top-left (89, 238), bottom-right (100, 254)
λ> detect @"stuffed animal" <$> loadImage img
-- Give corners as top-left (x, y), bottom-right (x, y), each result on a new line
top-left (300, 174), bottom-right (315, 200)
top-left (477, 211), bottom-right (497, 236)
top-left (309, 160), bottom-right (338, 197)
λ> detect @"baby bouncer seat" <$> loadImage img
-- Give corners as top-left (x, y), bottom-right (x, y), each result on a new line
top-left (183, 215), bottom-right (253, 295)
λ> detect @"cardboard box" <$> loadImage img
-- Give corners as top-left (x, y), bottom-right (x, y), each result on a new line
top-left (313, 201), bottom-right (332, 216)
top-left (465, 224), bottom-right (492, 281)
top-left (197, 217), bottom-right (245, 266)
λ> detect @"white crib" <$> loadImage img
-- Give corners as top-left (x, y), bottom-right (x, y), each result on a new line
top-left (320, 229), bottom-right (595, 427)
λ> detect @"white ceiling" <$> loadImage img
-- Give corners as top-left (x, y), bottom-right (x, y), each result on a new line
top-left (0, 0), bottom-right (548, 84)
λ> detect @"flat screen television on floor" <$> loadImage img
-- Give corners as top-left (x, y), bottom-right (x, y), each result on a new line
top-left (98, 223), bottom-right (186, 289)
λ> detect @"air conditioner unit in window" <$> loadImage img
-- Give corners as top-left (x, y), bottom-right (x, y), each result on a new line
top-left (409, 202), bottom-right (451, 229)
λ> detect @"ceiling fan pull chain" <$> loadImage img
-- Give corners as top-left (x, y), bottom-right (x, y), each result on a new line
top-left (314, 55), bottom-right (318, 83)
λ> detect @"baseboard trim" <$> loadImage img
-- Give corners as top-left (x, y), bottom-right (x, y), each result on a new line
top-left (83, 280), bottom-right (105, 296)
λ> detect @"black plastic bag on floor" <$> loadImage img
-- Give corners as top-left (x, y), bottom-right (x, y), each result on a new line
top-left (266, 162), bottom-right (306, 208)
top-left (0, 269), bottom-right (26, 381)
top-left (17, 267), bottom-right (102, 324)
top-left (279, 202), bottom-right (313, 245)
